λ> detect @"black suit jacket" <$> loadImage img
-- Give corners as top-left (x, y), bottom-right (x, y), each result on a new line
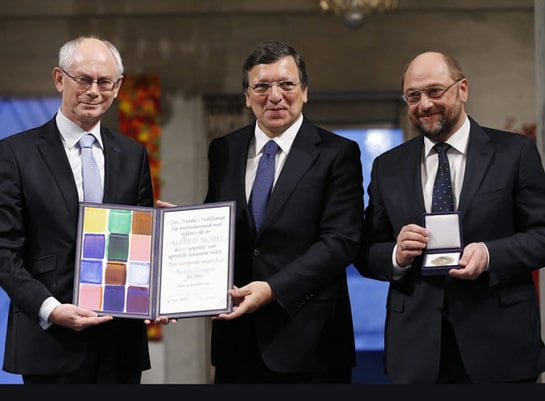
top-left (205, 117), bottom-right (364, 373)
top-left (0, 116), bottom-right (153, 375)
top-left (358, 116), bottom-right (545, 383)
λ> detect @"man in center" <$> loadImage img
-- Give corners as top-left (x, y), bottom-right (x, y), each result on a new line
top-left (204, 40), bottom-right (364, 383)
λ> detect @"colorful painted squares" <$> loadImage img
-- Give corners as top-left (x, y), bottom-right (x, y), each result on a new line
top-left (77, 206), bottom-right (153, 316)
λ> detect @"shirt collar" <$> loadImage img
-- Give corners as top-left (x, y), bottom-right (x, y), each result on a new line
top-left (254, 113), bottom-right (303, 155)
top-left (55, 109), bottom-right (103, 150)
top-left (424, 114), bottom-right (470, 158)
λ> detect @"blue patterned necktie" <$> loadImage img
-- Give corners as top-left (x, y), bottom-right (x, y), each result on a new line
top-left (431, 142), bottom-right (454, 212)
top-left (79, 133), bottom-right (103, 203)
top-left (250, 140), bottom-right (280, 230)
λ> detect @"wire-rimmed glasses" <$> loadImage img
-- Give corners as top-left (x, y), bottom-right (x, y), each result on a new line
top-left (402, 78), bottom-right (463, 105)
top-left (61, 68), bottom-right (121, 91)
top-left (250, 81), bottom-right (300, 95)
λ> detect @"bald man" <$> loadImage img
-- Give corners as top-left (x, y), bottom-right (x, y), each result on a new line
top-left (356, 51), bottom-right (545, 383)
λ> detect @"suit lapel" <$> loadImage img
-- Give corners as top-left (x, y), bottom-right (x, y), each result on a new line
top-left (406, 136), bottom-right (426, 215)
top-left (101, 127), bottom-right (122, 203)
top-left (36, 119), bottom-right (80, 221)
top-left (399, 136), bottom-right (427, 217)
top-left (235, 130), bottom-right (255, 232)
top-left (458, 119), bottom-right (493, 218)
top-left (261, 119), bottom-right (320, 229)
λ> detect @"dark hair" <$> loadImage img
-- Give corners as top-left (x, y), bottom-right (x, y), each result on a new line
top-left (242, 40), bottom-right (308, 91)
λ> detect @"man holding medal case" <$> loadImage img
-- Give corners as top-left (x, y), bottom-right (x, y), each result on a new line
top-left (357, 51), bottom-right (545, 383)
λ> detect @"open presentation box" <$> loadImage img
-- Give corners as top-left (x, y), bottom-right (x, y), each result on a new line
top-left (422, 212), bottom-right (463, 276)
top-left (73, 201), bottom-right (235, 319)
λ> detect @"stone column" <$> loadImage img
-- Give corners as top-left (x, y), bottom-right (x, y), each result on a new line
top-left (141, 93), bottom-right (212, 384)
top-left (536, 0), bottom-right (545, 157)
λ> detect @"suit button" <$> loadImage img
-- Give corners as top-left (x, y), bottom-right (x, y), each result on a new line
top-left (253, 248), bottom-right (261, 256)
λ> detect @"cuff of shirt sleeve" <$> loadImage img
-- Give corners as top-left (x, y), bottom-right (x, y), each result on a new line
top-left (392, 244), bottom-right (411, 280)
top-left (38, 297), bottom-right (61, 330)
top-left (479, 242), bottom-right (490, 270)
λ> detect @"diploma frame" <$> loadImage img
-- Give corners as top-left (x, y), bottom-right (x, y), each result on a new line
top-left (73, 201), bottom-right (235, 319)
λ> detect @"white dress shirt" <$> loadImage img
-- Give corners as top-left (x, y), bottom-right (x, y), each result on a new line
top-left (56, 110), bottom-right (105, 202)
top-left (245, 114), bottom-right (303, 202)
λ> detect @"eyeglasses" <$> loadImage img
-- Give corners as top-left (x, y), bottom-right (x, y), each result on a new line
top-left (402, 79), bottom-right (462, 105)
top-left (61, 68), bottom-right (121, 91)
top-left (250, 81), bottom-right (300, 95)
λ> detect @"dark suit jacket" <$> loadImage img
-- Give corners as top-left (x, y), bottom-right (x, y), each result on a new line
top-left (205, 117), bottom-right (364, 373)
top-left (358, 116), bottom-right (545, 383)
top-left (0, 116), bottom-right (153, 375)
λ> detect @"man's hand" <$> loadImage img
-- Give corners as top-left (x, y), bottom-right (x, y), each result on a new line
top-left (156, 199), bottom-right (176, 208)
top-left (145, 317), bottom-right (177, 325)
top-left (395, 224), bottom-right (429, 267)
top-left (48, 304), bottom-right (113, 331)
top-left (212, 281), bottom-right (275, 321)
top-left (449, 242), bottom-right (488, 280)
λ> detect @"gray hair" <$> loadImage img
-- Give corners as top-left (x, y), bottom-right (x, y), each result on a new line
top-left (58, 35), bottom-right (124, 78)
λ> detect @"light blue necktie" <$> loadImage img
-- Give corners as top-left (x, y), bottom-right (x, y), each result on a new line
top-left (431, 143), bottom-right (454, 212)
top-left (79, 134), bottom-right (103, 203)
top-left (250, 140), bottom-right (280, 231)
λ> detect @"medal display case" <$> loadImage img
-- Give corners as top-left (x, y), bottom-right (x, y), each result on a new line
top-left (422, 212), bottom-right (463, 276)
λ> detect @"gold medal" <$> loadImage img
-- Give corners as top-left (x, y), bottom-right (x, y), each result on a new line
top-left (430, 256), bottom-right (454, 266)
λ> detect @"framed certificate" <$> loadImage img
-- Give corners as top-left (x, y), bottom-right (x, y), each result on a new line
top-left (73, 201), bottom-right (235, 319)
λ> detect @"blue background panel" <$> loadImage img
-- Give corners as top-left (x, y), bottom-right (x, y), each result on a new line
top-left (0, 97), bottom-right (60, 384)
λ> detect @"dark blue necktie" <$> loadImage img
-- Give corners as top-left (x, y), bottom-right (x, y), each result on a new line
top-left (432, 143), bottom-right (454, 212)
top-left (250, 140), bottom-right (280, 230)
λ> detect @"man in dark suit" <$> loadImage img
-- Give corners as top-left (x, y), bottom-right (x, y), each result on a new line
top-left (205, 40), bottom-right (364, 383)
top-left (357, 51), bottom-right (545, 383)
top-left (0, 36), bottom-right (154, 383)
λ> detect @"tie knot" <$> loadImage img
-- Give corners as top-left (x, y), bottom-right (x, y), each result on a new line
top-left (433, 142), bottom-right (450, 154)
top-left (79, 134), bottom-right (96, 149)
top-left (263, 140), bottom-right (280, 156)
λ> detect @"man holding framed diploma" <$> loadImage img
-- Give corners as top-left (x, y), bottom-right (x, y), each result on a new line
top-left (357, 51), bottom-right (545, 383)
top-left (0, 36), bottom-right (159, 384)
top-left (201, 40), bottom-right (364, 384)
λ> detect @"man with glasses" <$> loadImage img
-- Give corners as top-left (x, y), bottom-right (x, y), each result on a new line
top-left (204, 40), bottom-right (364, 383)
top-left (0, 36), bottom-right (156, 383)
top-left (356, 51), bottom-right (545, 383)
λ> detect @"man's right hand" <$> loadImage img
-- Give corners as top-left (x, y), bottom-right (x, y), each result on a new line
top-left (395, 223), bottom-right (429, 267)
top-left (48, 304), bottom-right (113, 331)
